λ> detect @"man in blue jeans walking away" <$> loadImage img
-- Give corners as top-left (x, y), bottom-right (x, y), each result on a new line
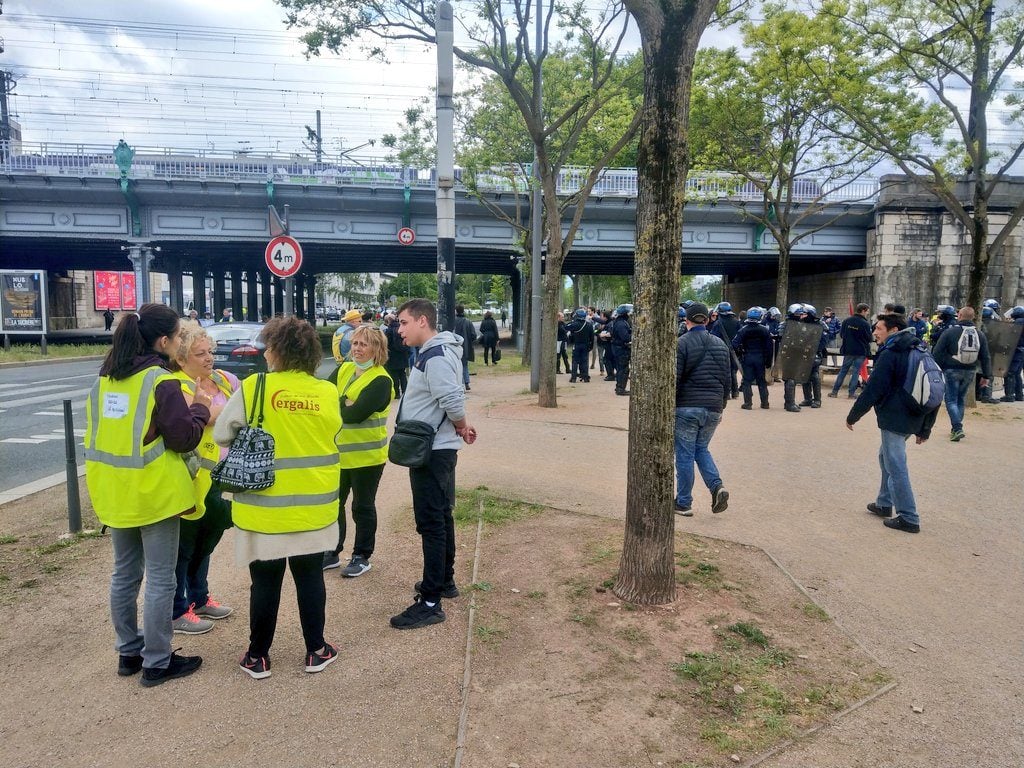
top-left (846, 312), bottom-right (938, 534)
top-left (829, 303), bottom-right (872, 398)
top-left (931, 306), bottom-right (991, 442)
top-left (674, 303), bottom-right (731, 517)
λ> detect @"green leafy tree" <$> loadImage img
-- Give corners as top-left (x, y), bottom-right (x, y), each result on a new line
top-left (381, 99), bottom-right (437, 167)
top-left (277, 0), bottom-right (643, 408)
top-left (830, 0), bottom-right (1024, 310)
top-left (703, 4), bottom-right (898, 310)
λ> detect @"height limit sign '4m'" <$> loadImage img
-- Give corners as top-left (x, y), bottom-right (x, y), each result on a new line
top-left (265, 235), bottom-right (303, 278)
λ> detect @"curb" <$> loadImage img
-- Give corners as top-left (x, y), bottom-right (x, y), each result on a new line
top-left (0, 466), bottom-right (85, 507)
top-left (0, 355), bottom-right (105, 370)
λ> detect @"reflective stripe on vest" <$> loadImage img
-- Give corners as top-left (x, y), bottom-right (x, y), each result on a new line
top-left (230, 370), bottom-right (341, 534)
top-left (336, 363), bottom-right (391, 469)
top-left (84, 366), bottom-right (196, 528)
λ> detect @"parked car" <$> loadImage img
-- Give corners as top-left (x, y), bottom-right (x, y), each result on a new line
top-left (207, 322), bottom-right (267, 379)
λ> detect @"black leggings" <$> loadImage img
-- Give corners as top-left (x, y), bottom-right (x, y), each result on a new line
top-left (248, 553), bottom-right (326, 657)
top-left (333, 463), bottom-right (385, 558)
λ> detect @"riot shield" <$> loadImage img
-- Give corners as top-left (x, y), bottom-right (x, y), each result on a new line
top-left (983, 322), bottom-right (1024, 379)
top-left (777, 321), bottom-right (822, 383)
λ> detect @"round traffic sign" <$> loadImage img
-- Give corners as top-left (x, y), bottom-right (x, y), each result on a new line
top-left (265, 235), bottom-right (303, 278)
top-left (397, 227), bottom-right (416, 246)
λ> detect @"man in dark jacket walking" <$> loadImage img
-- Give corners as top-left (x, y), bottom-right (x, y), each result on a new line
top-left (931, 306), bottom-right (991, 442)
top-left (846, 313), bottom-right (937, 534)
top-left (830, 303), bottom-right (872, 398)
top-left (674, 303), bottom-right (731, 517)
top-left (452, 305), bottom-right (476, 391)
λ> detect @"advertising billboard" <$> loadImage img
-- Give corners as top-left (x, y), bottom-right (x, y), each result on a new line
top-left (1, 270), bottom-right (47, 335)
top-left (94, 271), bottom-right (138, 311)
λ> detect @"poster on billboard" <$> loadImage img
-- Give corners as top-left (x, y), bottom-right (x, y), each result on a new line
top-left (1, 270), bottom-right (47, 335)
top-left (94, 271), bottom-right (122, 310)
top-left (121, 273), bottom-right (138, 310)
top-left (93, 271), bottom-right (138, 310)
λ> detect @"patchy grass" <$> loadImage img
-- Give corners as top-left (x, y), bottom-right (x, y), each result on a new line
top-left (0, 535), bottom-right (19, 545)
top-left (470, 581), bottom-right (493, 593)
top-left (802, 602), bottom-right (830, 622)
top-left (676, 551), bottom-right (724, 591)
top-left (0, 343), bottom-right (110, 363)
top-left (454, 486), bottom-right (543, 528)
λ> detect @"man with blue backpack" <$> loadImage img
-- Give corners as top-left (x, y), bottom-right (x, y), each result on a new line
top-left (931, 306), bottom-right (991, 442)
top-left (845, 312), bottom-right (939, 534)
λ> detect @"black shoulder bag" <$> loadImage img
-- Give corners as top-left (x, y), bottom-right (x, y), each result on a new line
top-left (387, 346), bottom-right (448, 468)
top-left (211, 373), bottom-right (276, 492)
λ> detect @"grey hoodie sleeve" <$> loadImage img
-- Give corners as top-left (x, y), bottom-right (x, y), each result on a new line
top-left (427, 347), bottom-right (467, 422)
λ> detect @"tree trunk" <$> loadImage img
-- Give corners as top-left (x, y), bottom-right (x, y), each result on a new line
top-left (966, 191), bottom-right (990, 312)
top-left (614, 0), bottom-right (717, 606)
top-left (520, 284), bottom-right (532, 367)
top-left (537, 175), bottom-right (565, 408)
top-left (775, 241), bottom-right (791, 312)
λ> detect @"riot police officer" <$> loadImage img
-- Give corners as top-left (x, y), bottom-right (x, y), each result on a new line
top-left (732, 307), bottom-right (772, 409)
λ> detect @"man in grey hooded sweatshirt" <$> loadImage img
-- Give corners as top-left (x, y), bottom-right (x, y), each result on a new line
top-left (391, 299), bottom-right (478, 629)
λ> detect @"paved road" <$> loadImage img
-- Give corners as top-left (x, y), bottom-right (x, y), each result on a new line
top-left (0, 360), bottom-right (96, 494)
top-left (0, 356), bottom-right (340, 496)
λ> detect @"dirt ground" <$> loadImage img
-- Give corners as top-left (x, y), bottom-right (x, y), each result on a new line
top-left (1, 363), bottom-right (1022, 767)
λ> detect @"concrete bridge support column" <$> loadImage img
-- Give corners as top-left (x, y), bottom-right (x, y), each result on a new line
top-left (306, 274), bottom-right (318, 319)
top-left (294, 276), bottom-right (306, 318)
top-left (230, 270), bottom-right (244, 321)
top-left (166, 257), bottom-right (184, 315)
top-left (213, 271), bottom-right (227, 320)
top-left (273, 276), bottom-right (284, 317)
top-left (260, 271), bottom-right (272, 320)
top-left (192, 261), bottom-right (208, 317)
top-left (246, 270), bottom-right (259, 322)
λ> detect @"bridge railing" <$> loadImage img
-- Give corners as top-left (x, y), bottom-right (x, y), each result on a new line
top-left (0, 141), bottom-right (879, 203)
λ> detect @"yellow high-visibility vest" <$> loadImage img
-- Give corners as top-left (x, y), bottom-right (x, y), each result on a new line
top-left (230, 370), bottom-right (342, 534)
top-left (336, 363), bottom-right (392, 469)
top-left (85, 366), bottom-right (196, 528)
top-left (174, 369), bottom-right (235, 519)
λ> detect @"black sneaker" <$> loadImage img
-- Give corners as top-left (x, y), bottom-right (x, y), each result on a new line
top-left (140, 651), bottom-right (202, 688)
top-left (391, 599), bottom-right (446, 630)
top-left (322, 552), bottom-right (341, 571)
top-left (799, 400), bottom-right (813, 407)
top-left (760, 403), bottom-right (770, 409)
top-left (603, 376), bottom-right (616, 381)
top-left (415, 580), bottom-right (459, 599)
top-left (867, 502), bottom-right (893, 518)
top-left (674, 501), bottom-right (693, 517)
top-left (305, 643), bottom-right (339, 673)
top-left (341, 555), bottom-right (372, 578)
top-left (827, 392), bottom-right (838, 398)
top-left (616, 390), bottom-right (630, 396)
top-left (711, 485), bottom-right (729, 514)
top-left (118, 654), bottom-right (143, 677)
top-left (883, 516), bottom-right (920, 534)
top-left (810, 401), bottom-right (821, 408)
top-left (740, 403), bottom-right (752, 410)
top-left (239, 652), bottom-right (271, 680)
top-left (785, 404), bottom-right (801, 412)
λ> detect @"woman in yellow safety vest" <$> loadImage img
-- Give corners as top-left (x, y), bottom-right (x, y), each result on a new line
top-left (322, 325), bottom-right (393, 577)
top-left (213, 316), bottom-right (342, 680)
top-left (84, 303), bottom-right (212, 688)
top-left (168, 321), bottom-right (240, 635)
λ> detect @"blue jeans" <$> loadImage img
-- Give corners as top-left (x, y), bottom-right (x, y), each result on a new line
top-left (462, 359), bottom-right (470, 386)
top-left (877, 430), bottom-right (918, 526)
top-left (943, 368), bottom-right (974, 432)
top-left (832, 355), bottom-right (865, 396)
top-left (110, 516), bottom-right (179, 670)
top-left (674, 407), bottom-right (723, 507)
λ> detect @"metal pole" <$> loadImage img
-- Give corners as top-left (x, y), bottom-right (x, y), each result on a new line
top-left (529, 0), bottom-right (544, 392)
top-left (63, 399), bottom-right (82, 533)
top-left (436, 1), bottom-right (457, 332)
top-left (315, 109), bottom-right (323, 163)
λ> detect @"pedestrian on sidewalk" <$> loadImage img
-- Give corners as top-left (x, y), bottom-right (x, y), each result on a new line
top-left (931, 306), bottom-right (991, 442)
top-left (845, 312), bottom-right (936, 534)
top-left (830, 303), bottom-right (872, 399)
top-left (85, 303), bottom-right (211, 687)
top-left (168, 321), bottom-right (238, 637)
top-left (391, 298), bottom-right (477, 630)
top-left (323, 325), bottom-right (393, 578)
top-left (479, 311), bottom-right (499, 365)
top-left (674, 302), bottom-right (731, 517)
top-left (453, 304), bottom-right (477, 390)
top-left (103, 307), bottom-right (114, 331)
top-left (214, 316), bottom-right (342, 679)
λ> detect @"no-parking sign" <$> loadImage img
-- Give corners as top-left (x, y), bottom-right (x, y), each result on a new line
top-left (265, 235), bottom-right (303, 278)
